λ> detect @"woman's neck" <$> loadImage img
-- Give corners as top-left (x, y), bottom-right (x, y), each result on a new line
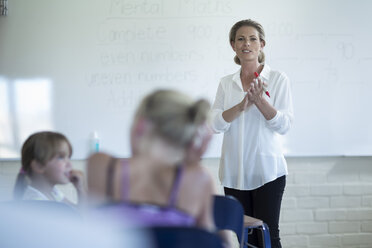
top-left (135, 150), bottom-right (182, 168)
top-left (240, 61), bottom-right (262, 77)
top-left (135, 138), bottom-right (184, 167)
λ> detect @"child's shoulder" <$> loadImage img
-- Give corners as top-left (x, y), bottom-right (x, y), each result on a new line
top-left (22, 186), bottom-right (48, 201)
top-left (22, 185), bottom-right (65, 202)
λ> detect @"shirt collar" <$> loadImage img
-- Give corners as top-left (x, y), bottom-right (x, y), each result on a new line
top-left (260, 64), bottom-right (271, 81)
top-left (231, 64), bottom-right (271, 90)
top-left (232, 69), bottom-right (242, 89)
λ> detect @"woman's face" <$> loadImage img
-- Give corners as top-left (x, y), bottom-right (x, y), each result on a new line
top-left (231, 26), bottom-right (264, 63)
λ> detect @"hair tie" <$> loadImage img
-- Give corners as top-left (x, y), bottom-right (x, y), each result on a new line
top-left (19, 168), bottom-right (26, 174)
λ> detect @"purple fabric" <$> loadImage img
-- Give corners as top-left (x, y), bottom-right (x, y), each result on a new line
top-left (102, 159), bottom-right (195, 227)
top-left (102, 203), bottom-right (195, 227)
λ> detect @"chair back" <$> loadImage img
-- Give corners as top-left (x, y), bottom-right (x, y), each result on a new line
top-left (213, 195), bottom-right (244, 245)
top-left (150, 226), bottom-right (224, 248)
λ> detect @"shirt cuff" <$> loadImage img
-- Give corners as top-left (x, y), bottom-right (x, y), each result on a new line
top-left (212, 110), bottom-right (230, 133)
top-left (266, 110), bottom-right (292, 135)
top-left (266, 111), bottom-right (281, 126)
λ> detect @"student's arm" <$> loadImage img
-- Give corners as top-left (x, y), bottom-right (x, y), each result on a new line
top-left (196, 169), bottom-right (233, 248)
top-left (86, 153), bottom-right (113, 205)
top-left (196, 175), bottom-right (216, 232)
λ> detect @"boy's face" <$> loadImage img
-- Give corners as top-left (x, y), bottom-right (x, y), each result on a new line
top-left (43, 141), bottom-right (72, 185)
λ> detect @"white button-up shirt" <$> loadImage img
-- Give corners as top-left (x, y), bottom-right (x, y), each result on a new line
top-left (22, 185), bottom-right (65, 202)
top-left (211, 64), bottom-right (294, 190)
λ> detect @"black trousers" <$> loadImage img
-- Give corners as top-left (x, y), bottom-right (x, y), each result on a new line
top-left (224, 175), bottom-right (286, 248)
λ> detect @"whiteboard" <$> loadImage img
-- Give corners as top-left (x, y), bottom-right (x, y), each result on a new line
top-left (0, 0), bottom-right (371, 159)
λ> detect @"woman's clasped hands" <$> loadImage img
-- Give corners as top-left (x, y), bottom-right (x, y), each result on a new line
top-left (247, 76), bottom-right (268, 103)
top-left (240, 77), bottom-right (267, 112)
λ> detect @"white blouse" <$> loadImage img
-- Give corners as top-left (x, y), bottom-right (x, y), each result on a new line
top-left (211, 64), bottom-right (294, 190)
top-left (22, 185), bottom-right (65, 202)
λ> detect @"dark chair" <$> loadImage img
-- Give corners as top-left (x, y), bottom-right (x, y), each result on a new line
top-left (213, 195), bottom-right (245, 248)
top-left (244, 215), bottom-right (271, 248)
top-left (213, 195), bottom-right (271, 248)
top-left (150, 226), bottom-right (224, 248)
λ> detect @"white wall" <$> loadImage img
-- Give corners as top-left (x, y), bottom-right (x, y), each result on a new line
top-left (1, 157), bottom-right (372, 248)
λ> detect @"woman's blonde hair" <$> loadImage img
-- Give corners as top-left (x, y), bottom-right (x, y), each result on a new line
top-left (13, 131), bottom-right (72, 199)
top-left (134, 90), bottom-right (210, 149)
top-left (229, 19), bottom-right (266, 65)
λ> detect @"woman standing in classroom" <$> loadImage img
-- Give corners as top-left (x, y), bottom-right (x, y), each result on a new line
top-left (211, 19), bottom-right (294, 248)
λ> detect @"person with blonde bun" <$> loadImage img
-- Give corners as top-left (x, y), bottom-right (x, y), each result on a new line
top-left (87, 89), bottom-right (222, 233)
